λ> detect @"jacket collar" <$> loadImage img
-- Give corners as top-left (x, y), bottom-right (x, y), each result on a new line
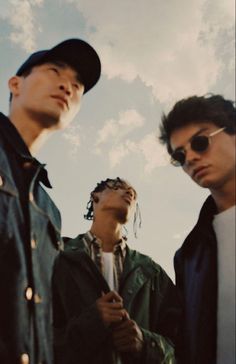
top-left (63, 234), bottom-right (158, 279)
top-left (62, 234), bottom-right (110, 294)
top-left (197, 195), bottom-right (218, 225)
top-left (0, 112), bottom-right (52, 188)
top-left (179, 195), bottom-right (218, 270)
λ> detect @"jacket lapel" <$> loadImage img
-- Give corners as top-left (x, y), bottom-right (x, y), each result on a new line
top-left (120, 247), bottom-right (157, 307)
top-left (62, 235), bottom-right (110, 294)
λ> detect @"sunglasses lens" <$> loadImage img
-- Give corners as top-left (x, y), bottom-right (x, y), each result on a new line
top-left (191, 135), bottom-right (209, 152)
top-left (171, 150), bottom-right (185, 166)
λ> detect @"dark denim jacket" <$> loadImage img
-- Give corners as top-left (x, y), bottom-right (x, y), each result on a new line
top-left (0, 112), bottom-right (62, 364)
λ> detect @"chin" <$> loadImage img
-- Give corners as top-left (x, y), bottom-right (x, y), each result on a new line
top-left (195, 176), bottom-right (217, 189)
top-left (116, 209), bottom-right (129, 224)
top-left (33, 110), bottom-right (61, 129)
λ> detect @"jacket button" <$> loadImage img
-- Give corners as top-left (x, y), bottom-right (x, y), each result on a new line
top-left (25, 287), bottom-right (33, 301)
top-left (29, 192), bottom-right (34, 202)
top-left (57, 240), bottom-right (62, 249)
top-left (0, 175), bottom-right (3, 187)
top-left (31, 238), bottom-right (37, 249)
top-left (127, 289), bottom-right (133, 294)
top-left (23, 161), bottom-right (32, 169)
top-left (20, 353), bottom-right (29, 364)
top-left (151, 340), bottom-right (156, 347)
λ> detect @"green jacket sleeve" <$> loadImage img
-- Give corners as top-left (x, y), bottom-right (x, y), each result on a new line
top-left (141, 328), bottom-right (176, 364)
top-left (139, 266), bottom-right (180, 364)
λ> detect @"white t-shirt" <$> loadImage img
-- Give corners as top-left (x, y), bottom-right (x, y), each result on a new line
top-left (213, 205), bottom-right (236, 364)
top-left (102, 252), bottom-right (122, 364)
top-left (102, 252), bottom-right (114, 290)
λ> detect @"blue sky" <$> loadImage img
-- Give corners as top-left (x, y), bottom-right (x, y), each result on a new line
top-left (0, 0), bottom-right (235, 279)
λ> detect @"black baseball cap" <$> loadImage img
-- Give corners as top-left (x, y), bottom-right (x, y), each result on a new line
top-left (16, 38), bottom-right (101, 93)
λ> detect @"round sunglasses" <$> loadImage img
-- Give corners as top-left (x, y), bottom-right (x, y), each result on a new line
top-left (171, 127), bottom-right (226, 167)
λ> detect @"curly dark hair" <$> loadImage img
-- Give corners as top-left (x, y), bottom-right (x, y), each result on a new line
top-left (159, 94), bottom-right (236, 154)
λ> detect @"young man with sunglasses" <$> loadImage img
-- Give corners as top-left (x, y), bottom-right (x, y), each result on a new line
top-left (0, 39), bottom-right (101, 364)
top-left (52, 177), bottom-right (181, 364)
top-left (159, 94), bottom-right (236, 364)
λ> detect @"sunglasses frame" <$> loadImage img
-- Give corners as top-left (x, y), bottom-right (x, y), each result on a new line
top-left (171, 127), bottom-right (226, 167)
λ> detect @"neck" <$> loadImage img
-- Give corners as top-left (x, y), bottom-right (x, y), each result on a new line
top-left (90, 214), bottom-right (123, 252)
top-left (8, 109), bottom-right (51, 154)
top-left (211, 178), bottom-right (236, 213)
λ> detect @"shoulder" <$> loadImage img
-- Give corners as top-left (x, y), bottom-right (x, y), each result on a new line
top-left (63, 234), bottom-right (86, 252)
top-left (177, 196), bottom-right (216, 255)
top-left (54, 234), bottom-right (87, 263)
top-left (127, 246), bottom-right (169, 279)
top-left (53, 234), bottom-right (88, 278)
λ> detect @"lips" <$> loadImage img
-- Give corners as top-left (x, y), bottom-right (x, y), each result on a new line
top-left (192, 165), bottom-right (209, 179)
top-left (51, 95), bottom-right (69, 109)
top-left (123, 197), bottom-right (132, 205)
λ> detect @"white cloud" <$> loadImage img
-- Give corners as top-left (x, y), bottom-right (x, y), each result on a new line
top-left (63, 125), bottom-right (81, 156)
top-left (1, 0), bottom-right (43, 52)
top-left (105, 132), bottom-right (168, 172)
top-left (66, 0), bottom-right (234, 103)
top-left (95, 109), bottom-right (168, 172)
top-left (109, 140), bottom-right (138, 167)
top-left (96, 109), bottom-right (144, 146)
top-left (139, 133), bottom-right (168, 173)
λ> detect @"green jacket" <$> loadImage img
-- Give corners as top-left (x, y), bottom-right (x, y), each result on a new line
top-left (53, 234), bottom-right (180, 364)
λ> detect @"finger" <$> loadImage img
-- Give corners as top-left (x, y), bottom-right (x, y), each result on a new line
top-left (106, 308), bottom-right (127, 317)
top-left (113, 337), bottom-right (134, 351)
top-left (112, 327), bottom-right (133, 340)
top-left (100, 291), bottom-right (123, 303)
top-left (122, 310), bottom-right (130, 320)
top-left (102, 312), bottom-right (125, 324)
top-left (112, 318), bottom-right (133, 332)
top-left (109, 290), bottom-right (123, 302)
top-left (97, 301), bottom-right (124, 311)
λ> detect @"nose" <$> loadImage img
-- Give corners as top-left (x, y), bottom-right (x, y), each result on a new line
top-left (125, 188), bottom-right (135, 200)
top-left (59, 79), bottom-right (72, 96)
top-left (184, 146), bottom-right (201, 168)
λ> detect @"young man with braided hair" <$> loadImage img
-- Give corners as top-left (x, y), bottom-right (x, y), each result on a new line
top-left (52, 177), bottom-right (180, 364)
top-left (159, 94), bottom-right (236, 364)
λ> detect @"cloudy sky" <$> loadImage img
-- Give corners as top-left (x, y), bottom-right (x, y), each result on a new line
top-left (0, 0), bottom-right (235, 279)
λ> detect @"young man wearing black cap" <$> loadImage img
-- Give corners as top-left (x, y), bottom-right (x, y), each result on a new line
top-left (159, 94), bottom-right (236, 364)
top-left (0, 39), bottom-right (101, 364)
top-left (52, 177), bottom-right (180, 364)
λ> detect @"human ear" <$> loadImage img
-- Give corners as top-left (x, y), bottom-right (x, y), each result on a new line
top-left (8, 76), bottom-right (21, 97)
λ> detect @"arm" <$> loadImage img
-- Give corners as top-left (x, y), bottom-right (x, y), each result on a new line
top-left (112, 266), bottom-right (181, 364)
top-left (52, 258), bottom-right (125, 363)
top-left (112, 316), bottom-right (176, 364)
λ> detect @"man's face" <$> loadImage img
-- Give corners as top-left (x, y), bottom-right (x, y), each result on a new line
top-left (10, 62), bottom-right (84, 129)
top-left (94, 180), bottom-right (137, 224)
top-left (170, 122), bottom-right (236, 192)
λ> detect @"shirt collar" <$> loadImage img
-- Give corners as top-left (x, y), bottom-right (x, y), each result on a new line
top-left (0, 112), bottom-right (52, 188)
top-left (84, 231), bottom-right (127, 256)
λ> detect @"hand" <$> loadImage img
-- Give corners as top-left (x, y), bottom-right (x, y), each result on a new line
top-left (112, 314), bottom-right (144, 354)
top-left (96, 291), bottom-right (126, 327)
